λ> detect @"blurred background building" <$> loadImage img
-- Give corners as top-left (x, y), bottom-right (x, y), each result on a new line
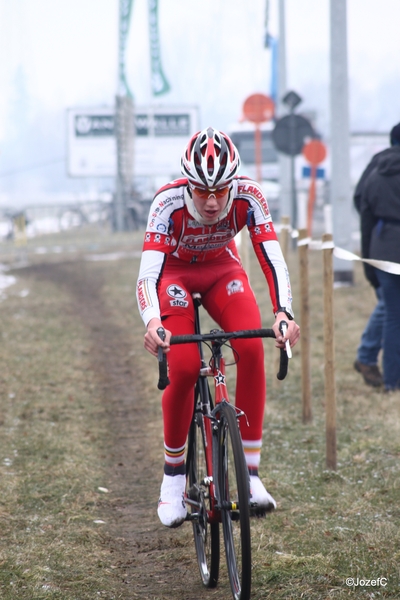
top-left (0, 0), bottom-right (398, 247)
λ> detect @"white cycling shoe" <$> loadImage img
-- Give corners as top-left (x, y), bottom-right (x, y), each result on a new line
top-left (249, 475), bottom-right (276, 512)
top-left (157, 474), bottom-right (187, 528)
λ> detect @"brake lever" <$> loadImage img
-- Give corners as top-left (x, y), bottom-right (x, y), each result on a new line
top-left (157, 327), bottom-right (165, 362)
top-left (156, 327), bottom-right (170, 390)
top-left (279, 320), bottom-right (292, 359)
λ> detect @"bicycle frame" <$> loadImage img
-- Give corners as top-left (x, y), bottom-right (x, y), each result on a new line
top-left (156, 294), bottom-right (289, 599)
top-left (189, 329), bottom-right (241, 525)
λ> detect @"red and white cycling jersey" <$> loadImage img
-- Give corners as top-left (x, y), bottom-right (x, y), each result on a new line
top-left (137, 176), bottom-right (293, 325)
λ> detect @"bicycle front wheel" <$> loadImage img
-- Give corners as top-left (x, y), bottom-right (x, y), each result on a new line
top-left (187, 405), bottom-right (220, 588)
top-left (218, 402), bottom-right (251, 600)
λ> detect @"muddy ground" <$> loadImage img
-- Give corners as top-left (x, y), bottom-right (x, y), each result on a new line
top-left (19, 257), bottom-right (233, 600)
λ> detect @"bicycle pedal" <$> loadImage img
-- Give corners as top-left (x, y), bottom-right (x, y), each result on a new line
top-left (250, 503), bottom-right (274, 518)
top-left (185, 512), bottom-right (198, 522)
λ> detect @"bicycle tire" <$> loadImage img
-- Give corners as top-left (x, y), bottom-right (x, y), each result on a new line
top-left (218, 402), bottom-right (252, 600)
top-left (187, 387), bottom-right (220, 588)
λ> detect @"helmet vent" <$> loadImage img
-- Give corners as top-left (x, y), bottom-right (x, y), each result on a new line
top-left (181, 126), bottom-right (240, 187)
top-left (214, 152), bottom-right (227, 184)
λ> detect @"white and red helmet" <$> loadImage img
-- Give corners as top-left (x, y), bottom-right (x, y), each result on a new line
top-left (181, 126), bottom-right (241, 188)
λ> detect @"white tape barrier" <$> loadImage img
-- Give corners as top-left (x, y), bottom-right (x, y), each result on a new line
top-left (253, 224), bottom-right (400, 275)
top-left (296, 237), bottom-right (400, 275)
top-left (333, 246), bottom-right (400, 275)
top-left (275, 223), bottom-right (294, 235)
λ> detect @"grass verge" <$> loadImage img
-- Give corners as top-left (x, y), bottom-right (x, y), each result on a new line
top-left (0, 228), bottom-right (399, 599)
top-left (0, 229), bottom-right (144, 599)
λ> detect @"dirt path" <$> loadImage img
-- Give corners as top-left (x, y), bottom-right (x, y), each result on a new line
top-left (24, 259), bottom-right (231, 600)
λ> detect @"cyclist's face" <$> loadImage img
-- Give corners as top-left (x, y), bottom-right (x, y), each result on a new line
top-left (191, 186), bottom-right (230, 222)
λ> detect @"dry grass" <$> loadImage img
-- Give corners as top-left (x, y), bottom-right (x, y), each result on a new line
top-left (249, 249), bottom-right (400, 599)
top-left (0, 227), bottom-right (399, 599)
top-left (0, 228), bottom-right (140, 599)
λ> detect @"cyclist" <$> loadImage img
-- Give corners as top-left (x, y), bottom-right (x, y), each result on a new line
top-left (136, 127), bottom-right (300, 527)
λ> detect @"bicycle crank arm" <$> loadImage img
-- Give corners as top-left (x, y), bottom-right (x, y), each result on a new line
top-left (185, 497), bottom-right (202, 509)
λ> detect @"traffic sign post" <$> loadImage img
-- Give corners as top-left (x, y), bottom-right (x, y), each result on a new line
top-left (242, 93), bottom-right (275, 182)
top-left (272, 100), bottom-right (315, 231)
top-left (302, 139), bottom-right (327, 236)
top-left (240, 93), bottom-right (275, 276)
top-left (272, 114), bottom-right (315, 156)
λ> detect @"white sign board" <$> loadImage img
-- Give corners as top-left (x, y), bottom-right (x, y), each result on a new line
top-left (67, 105), bottom-right (200, 178)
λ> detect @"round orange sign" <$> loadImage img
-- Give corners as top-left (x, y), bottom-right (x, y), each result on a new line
top-left (302, 139), bottom-right (327, 165)
top-left (243, 94), bottom-right (275, 124)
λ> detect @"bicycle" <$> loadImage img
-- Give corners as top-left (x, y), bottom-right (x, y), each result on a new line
top-left (157, 293), bottom-right (290, 600)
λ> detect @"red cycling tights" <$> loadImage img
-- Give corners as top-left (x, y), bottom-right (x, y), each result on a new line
top-left (161, 281), bottom-right (266, 452)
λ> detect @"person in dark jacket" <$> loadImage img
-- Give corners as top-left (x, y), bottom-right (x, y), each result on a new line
top-left (352, 128), bottom-right (400, 387)
top-left (358, 123), bottom-right (400, 391)
top-left (353, 288), bottom-right (384, 387)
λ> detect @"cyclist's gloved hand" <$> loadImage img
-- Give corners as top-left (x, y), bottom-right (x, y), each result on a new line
top-left (144, 318), bottom-right (171, 357)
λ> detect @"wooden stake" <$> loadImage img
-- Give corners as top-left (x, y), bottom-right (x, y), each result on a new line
top-left (322, 233), bottom-right (337, 470)
top-left (298, 229), bottom-right (312, 423)
top-left (280, 215), bottom-right (290, 260)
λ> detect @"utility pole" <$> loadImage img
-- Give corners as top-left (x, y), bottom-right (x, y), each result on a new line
top-left (114, 0), bottom-right (135, 232)
top-left (330, 0), bottom-right (353, 284)
top-left (115, 94), bottom-right (134, 231)
top-left (277, 0), bottom-right (292, 224)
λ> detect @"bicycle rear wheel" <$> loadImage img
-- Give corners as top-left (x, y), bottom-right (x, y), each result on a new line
top-left (187, 397), bottom-right (220, 587)
top-left (218, 402), bottom-right (251, 600)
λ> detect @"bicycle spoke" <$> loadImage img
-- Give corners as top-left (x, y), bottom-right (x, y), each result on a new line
top-left (218, 402), bottom-right (251, 600)
top-left (187, 407), bottom-right (219, 588)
